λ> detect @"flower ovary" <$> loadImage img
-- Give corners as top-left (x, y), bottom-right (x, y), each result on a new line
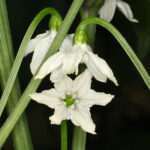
top-left (64, 96), bottom-right (75, 106)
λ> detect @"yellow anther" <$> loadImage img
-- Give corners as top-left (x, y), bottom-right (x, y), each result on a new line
top-left (75, 72), bottom-right (78, 76)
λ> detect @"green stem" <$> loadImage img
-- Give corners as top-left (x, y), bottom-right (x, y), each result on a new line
top-left (0, 7), bottom-right (61, 117)
top-left (72, 127), bottom-right (86, 150)
top-left (0, 0), bottom-right (33, 149)
top-left (72, 1), bottom-right (104, 150)
top-left (61, 121), bottom-right (67, 150)
top-left (81, 0), bottom-right (104, 47)
top-left (76, 17), bottom-right (150, 90)
top-left (0, 0), bottom-right (84, 148)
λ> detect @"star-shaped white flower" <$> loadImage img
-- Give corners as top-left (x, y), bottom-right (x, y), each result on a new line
top-left (35, 44), bottom-right (118, 86)
top-left (98, 0), bottom-right (138, 22)
top-left (30, 69), bottom-right (114, 134)
top-left (24, 30), bottom-right (73, 75)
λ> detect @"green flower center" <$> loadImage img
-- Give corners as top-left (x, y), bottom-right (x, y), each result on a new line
top-left (64, 96), bottom-right (75, 106)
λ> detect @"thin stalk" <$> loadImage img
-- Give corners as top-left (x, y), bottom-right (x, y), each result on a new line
top-left (0, 0), bottom-right (33, 149)
top-left (76, 17), bottom-right (150, 90)
top-left (72, 127), bottom-right (86, 150)
top-left (72, 1), bottom-right (104, 150)
top-left (0, 7), bottom-right (61, 117)
top-left (61, 121), bottom-right (67, 150)
top-left (81, 0), bottom-right (104, 47)
top-left (0, 0), bottom-right (84, 148)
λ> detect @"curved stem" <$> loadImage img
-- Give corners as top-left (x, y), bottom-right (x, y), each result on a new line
top-left (0, 0), bottom-right (84, 148)
top-left (75, 17), bottom-right (150, 90)
top-left (61, 121), bottom-right (67, 150)
top-left (0, 7), bottom-right (61, 117)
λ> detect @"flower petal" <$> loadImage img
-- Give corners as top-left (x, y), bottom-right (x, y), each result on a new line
top-left (86, 51), bottom-right (118, 86)
top-left (73, 69), bottom-right (92, 94)
top-left (62, 45), bottom-right (84, 74)
top-left (71, 106), bottom-right (96, 134)
top-left (99, 0), bottom-right (117, 22)
top-left (49, 105), bottom-right (71, 124)
top-left (117, 0), bottom-right (138, 23)
top-left (35, 52), bottom-right (64, 79)
top-left (30, 30), bottom-right (57, 74)
top-left (79, 89), bottom-right (114, 107)
top-left (60, 34), bottom-right (73, 53)
top-left (24, 31), bottom-right (50, 56)
top-left (54, 75), bottom-right (73, 94)
top-left (50, 67), bottom-right (66, 83)
top-left (30, 89), bottom-right (64, 109)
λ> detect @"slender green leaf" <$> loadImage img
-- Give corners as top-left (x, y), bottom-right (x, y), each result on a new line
top-left (0, 0), bottom-right (84, 148)
top-left (0, 0), bottom-right (33, 149)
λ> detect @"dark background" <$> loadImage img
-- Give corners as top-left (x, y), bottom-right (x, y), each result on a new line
top-left (1, 0), bottom-right (150, 149)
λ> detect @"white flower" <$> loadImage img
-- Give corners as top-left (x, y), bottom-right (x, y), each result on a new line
top-left (98, 0), bottom-right (138, 22)
top-left (24, 30), bottom-right (73, 75)
top-left (30, 69), bottom-right (114, 134)
top-left (35, 44), bottom-right (118, 86)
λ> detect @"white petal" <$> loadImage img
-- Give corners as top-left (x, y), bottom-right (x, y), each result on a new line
top-left (86, 51), bottom-right (118, 86)
top-left (50, 67), bottom-right (66, 83)
top-left (79, 89), bottom-right (114, 107)
top-left (62, 45), bottom-right (84, 74)
top-left (30, 31), bottom-right (57, 74)
top-left (30, 89), bottom-right (64, 109)
top-left (117, 0), bottom-right (138, 23)
top-left (99, 0), bottom-right (117, 22)
top-left (54, 75), bottom-right (73, 94)
top-left (35, 52), bottom-right (64, 79)
top-left (73, 69), bottom-right (92, 94)
top-left (24, 31), bottom-right (50, 56)
top-left (49, 105), bottom-right (71, 124)
top-left (71, 106), bottom-right (96, 134)
top-left (60, 34), bottom-right (73, 53)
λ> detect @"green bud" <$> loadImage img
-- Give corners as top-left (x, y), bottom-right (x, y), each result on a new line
top-left (74, 29), bottom-right (88, 45)
top-left (64, 96), bottom-right (75, 106)
top-left (49, 15), bottom-right (62, 31)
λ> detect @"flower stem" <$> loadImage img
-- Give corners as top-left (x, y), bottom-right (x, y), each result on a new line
top-left (76, 17), bottom-right (150, 90)
top-left (61, 121), bottom-right (67, 150)
top-left (72, 1), bottom-right (104, 150)
top-left (72, 127), bottom-right (86, 150)
top-left (0, 7), bottom-right (61, 117)
top-left (81, 0), bottom-right (104, 47)
top-left (0, 0), bottom-right (84, 148)
top-left (0, 0), bottom-right (33, 149)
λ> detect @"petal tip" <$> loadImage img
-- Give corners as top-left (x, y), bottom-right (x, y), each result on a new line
top-left (49, 116), bottom-right (61, 125)
top-left (29, 93), bottom-right (38, 99)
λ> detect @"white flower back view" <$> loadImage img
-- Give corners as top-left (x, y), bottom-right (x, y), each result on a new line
top-left (98, 0), bottom-right (138, 22)
top-left (35, 43), bottom-right (118, 85)
top-left (24, 30), bottom-right (73, 75)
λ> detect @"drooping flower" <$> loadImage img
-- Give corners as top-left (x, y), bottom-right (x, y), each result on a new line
top-left (98, 0), bottom-right (138, 22)
top-left (35, 43), bottom-right (118, 86)
top-left (24, 30), bottom-right (73, 75)
top-left (30, 69), bottom-right (114, 134)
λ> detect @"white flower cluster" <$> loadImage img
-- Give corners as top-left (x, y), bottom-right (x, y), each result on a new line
top-left (25, 31), bottom-right (118, 134)
top-left (24, 0), bottom-right (139, 134)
